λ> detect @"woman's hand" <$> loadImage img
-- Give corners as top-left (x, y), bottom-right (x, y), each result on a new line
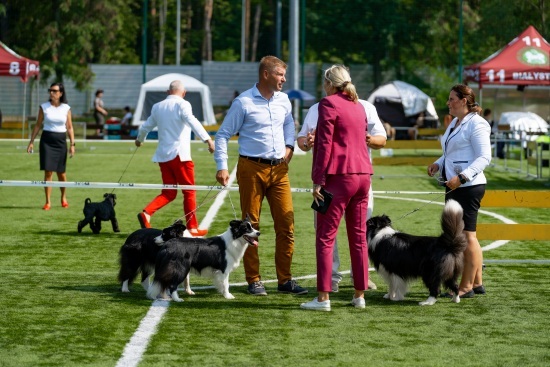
top-left (27, 142), bottom-right (34, 154)
top-left (69, 145), bottom-right (75, 158)
top-left (312, 184), bottom-right (324, 206)
top-left (427, 163), bottom-right (439, 177)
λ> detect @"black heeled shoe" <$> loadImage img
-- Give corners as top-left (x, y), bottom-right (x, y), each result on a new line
top-left (473, 285), bottom-right (486, 294)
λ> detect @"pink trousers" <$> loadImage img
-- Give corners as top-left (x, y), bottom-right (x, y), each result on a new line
top-left (316, 174), bottom-right (371, 292)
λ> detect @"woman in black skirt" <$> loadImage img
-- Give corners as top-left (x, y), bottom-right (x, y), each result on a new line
top-left (27, 83), bottom-right (75, 210)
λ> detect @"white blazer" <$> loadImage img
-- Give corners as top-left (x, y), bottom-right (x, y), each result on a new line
top-left (434, 112), bottom-right (491, 186)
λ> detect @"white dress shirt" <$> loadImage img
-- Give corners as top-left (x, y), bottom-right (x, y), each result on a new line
top-left (214, 84), bottom-right (295, 171)
top-left (137, 95), bottom-right (211, 163)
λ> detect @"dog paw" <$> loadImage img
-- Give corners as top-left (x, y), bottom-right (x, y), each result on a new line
top-left (223, 293), bottom-right (235, 300)
top-left (114, 229), bottom-right (120, 232)
top-left (383, 293), bottom-right (390, 299)
top-left (452, 295), bottom-right (460, 303)
top-left (419, 297), bottom-right (437, 306)
top-left (185, 288), bottom-right (195, 296)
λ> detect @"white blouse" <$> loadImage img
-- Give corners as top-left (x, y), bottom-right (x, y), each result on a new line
top-left (41, 102), bottom-right (71, 133)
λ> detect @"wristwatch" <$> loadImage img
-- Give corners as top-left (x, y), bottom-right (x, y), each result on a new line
top-left (71, 143), bottom-right (76, 147)
top-left (286, 144), bottom-right (294, 152)
top-left (458, 174), bottom-right (467, 184)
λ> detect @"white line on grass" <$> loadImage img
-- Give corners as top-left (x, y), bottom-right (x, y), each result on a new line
top-left (115, 166), bottom-right (238, 367)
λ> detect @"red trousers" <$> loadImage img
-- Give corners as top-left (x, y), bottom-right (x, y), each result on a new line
top-left (236, 157), bottom-right (295, 285)
top-left (316, 174), bottom-right (371, 292)
top-left (143, 157), bottom-right (199, 229)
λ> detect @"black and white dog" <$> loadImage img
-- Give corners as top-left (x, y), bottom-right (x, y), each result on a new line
top-left (77, 193), bottom-right (119, 234)
top-left (118, 220), bottom-right (189, 293)
top-left (367, 199), bottom-right (467, 306)
top-left (147, 216), bottom-right (260, 302)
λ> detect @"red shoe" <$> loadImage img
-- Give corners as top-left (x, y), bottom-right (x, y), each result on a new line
top-left (188, 228), bottom-right (208, 237)
top-left (43, 203), bottom-right (51, 211)
top-left (137, 212), bottom-right (151, 229)
top-left (61, 200), bottom-right (69, 208)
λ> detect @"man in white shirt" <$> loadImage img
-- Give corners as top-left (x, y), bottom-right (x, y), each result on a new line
top-left (135, 80), bottom-right (215, 237)
top-left (297, 99), bottom-right (387, 291)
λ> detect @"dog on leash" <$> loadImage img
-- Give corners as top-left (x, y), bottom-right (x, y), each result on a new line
top-left (77, 193), bottom-right (119, 234)
top-left (147, 216), bottom-right (260, 302)
top-left (118, 219), bottom-right (189, 293)
top-left (367, 199), bottom-right (467, 306)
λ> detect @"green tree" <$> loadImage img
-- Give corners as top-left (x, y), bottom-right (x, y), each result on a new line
top-left (3, 0), bottom-right (141, 89)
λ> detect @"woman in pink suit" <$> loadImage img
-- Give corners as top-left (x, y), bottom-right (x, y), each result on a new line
top-left (301, 65), bottom-right (373, 311)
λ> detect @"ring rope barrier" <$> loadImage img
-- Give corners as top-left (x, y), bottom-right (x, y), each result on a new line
top-left (0, 180), bottom-right (445, 195)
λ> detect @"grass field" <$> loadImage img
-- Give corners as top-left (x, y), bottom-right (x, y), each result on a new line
top-left (0, 139), bottom-right (549, 367)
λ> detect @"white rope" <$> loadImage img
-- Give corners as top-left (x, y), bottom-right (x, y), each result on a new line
top-left (0, 179), bottom-right (443, 195)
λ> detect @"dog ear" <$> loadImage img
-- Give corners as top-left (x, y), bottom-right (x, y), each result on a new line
top-left (104, 193), bottom-right (109, 198)
top-left (112, 194), bottom-right (117, 199)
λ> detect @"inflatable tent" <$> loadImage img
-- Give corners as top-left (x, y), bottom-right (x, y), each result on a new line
top-left (367, 80), bottom-right (439, 128)
top-left (132, 73), bottom-right (216, 127)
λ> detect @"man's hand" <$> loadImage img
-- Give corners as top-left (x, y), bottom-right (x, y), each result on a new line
top-left (285, 147), bottom-right (294, 164)
top-left (216, 169), bottom-right (230, 186)
top-left (206, 139), bottom-right (215, 153)
top-left (135, 139), bottom-right (142, 147)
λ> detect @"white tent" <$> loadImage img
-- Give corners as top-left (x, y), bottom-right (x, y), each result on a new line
top-left (367, 80), bottom-right (439, 128)
top-left (132, 73), bottom-right (217, 127)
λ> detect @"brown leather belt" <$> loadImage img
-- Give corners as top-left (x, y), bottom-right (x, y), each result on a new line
top-left (240, 155), bottom-right (285, 166)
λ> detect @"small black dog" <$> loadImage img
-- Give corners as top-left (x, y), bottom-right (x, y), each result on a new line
top-left (77, 193), bottom-right (119, 234)
top-left (118, 219), bottom-right (188, 292)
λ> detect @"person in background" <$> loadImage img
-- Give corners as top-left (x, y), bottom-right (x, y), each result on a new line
top-left (135, 80), bottom-right (214, 237)
top-left (214, 56), bottom-right (307, 297)
top-left (93, 89), bottom-right (108, 137)
top-left (427, 84), bottom-right (491, 299)
top-left (408, 111), bottom-right (425, 139)
top-left (297, 92), bottom-right (386, 292)
top-left (27, 82), bottom-right (75, 210)
top-left (301, 64), bottom-right (373, 311)
top-left (120, 106), bottom-right (133, 135)
top-left (383, 121), bottom-right (396, 141)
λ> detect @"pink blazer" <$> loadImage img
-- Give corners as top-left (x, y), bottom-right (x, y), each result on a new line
top-left (312, 92), bottom-right (373, 185)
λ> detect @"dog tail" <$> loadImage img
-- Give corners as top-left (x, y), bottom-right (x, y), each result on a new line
top-left (440, 199), bottom-right (468, 255)
top-left (85, 198), bottom-right (91, 205)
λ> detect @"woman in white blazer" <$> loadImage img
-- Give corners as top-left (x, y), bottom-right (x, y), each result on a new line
top-left (427, 84), bottom-right (491, 299)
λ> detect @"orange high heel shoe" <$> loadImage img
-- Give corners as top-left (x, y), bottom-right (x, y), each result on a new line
top-left (61, 200), bottom-right (69, 208)
top-left (43, 203), bottom-right (51, 210)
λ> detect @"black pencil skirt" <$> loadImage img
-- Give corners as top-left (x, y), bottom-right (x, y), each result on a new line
top-left (39, 130), bottom-right (68, 173)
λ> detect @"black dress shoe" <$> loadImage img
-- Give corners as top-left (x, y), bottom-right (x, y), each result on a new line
top-left (473, 285), bottom-right (486, 294)
top-left (459, 290), bottom-right (475, 298)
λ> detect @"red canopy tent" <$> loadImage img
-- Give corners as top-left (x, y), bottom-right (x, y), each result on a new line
top-left (464, 26), bottom-right (550, 88)
top-left (0, 40), bottom-right (40, 137)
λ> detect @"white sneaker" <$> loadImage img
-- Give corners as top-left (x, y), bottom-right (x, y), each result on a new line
top-left (351, 296), bottom-right (366, 309)
top-left (368, 279), bottom-right (377, 290)
top-left (300, 297), bottom-right (331, 311)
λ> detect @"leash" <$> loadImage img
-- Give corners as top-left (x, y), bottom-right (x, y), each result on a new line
top-left (391, 186), bottom-right (457, 223)
top-left (175, 182), bottom-right (238, 224)
top-left (110, 146), bottom-right (139, 194)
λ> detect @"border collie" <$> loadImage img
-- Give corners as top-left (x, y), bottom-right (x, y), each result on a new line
top-left (367, 199), bottom-right (467, 306)
top-left (147, 216), bottom-right (260, 302)
top-left (118, 220), bottom-right (188, 292)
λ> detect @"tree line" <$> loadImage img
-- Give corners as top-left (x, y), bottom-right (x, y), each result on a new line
top-left (0, 0), bottom-right (548, 104)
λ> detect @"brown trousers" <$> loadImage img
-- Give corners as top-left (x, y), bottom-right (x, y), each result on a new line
top-left (236, 157), bottom-right (295, 285)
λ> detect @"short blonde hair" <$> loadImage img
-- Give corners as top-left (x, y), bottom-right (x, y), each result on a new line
top-left (324, 64), bottom-right (358, 102)
top-left (259, 56), bottom-right (287, 77)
